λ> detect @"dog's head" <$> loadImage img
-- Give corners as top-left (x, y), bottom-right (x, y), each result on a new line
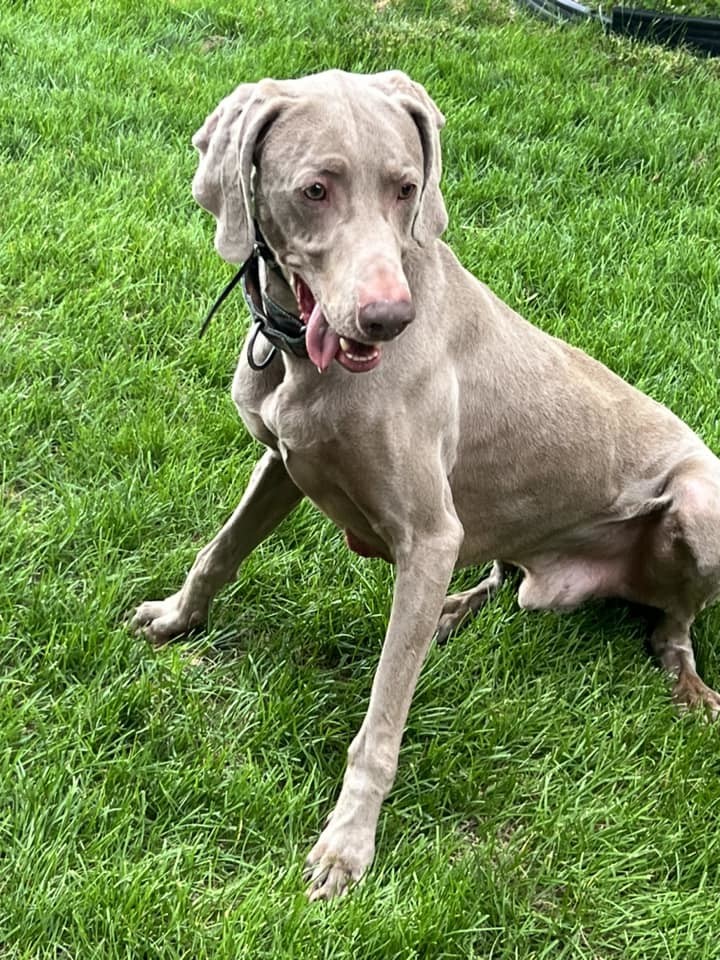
top-left (192, 70), bottom-right (447, 373)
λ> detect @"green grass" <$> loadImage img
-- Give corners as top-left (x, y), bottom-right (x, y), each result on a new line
top-left (2, 0), bottom-right (720, 956)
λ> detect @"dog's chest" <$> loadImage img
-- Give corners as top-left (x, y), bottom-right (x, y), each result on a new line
top-left (233, 353), bottom-right (338, 452)
top-left (257, 377), bottom-right (334, 451)
top-left (253, 378), bottom-right (392, 549)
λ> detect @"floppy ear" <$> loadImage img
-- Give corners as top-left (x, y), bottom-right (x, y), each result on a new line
top-left (371, 71), bottom-right (448, 245)
top-left (191, 81), bottom-right (284, 264)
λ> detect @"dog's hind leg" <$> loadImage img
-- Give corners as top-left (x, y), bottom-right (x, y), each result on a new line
top-left (650, 613), bottom-right (720, 719)
top-left (435, 560), bottom-right (507, 644)
top-left (131, 449), bottom-right (302, 644)
top-left (643, 458), bottom-right (720, 718)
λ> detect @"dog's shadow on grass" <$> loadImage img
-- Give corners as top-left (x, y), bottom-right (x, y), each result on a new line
top-left (139, 553), bottom-right (720, 722)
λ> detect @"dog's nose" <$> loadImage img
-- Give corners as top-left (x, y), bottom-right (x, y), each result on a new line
top-left (357, 298), bottom-right (415, 341)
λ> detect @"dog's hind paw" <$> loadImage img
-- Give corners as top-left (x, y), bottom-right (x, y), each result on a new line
top-left (435, 561), bottom-right (506, 644)
top-left (129, 592), bottom-right (206, 645)
top-left (672, 671), bottom-right (720, 722)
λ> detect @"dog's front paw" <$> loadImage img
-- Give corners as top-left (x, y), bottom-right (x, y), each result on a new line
top-left (130, 591), bottom-right (206, 645)
top-left (303, 818), bottom-right (375, 901)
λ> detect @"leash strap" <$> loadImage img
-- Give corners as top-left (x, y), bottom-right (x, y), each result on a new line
top-left (198, 261), bottom-right (248, 339)
top-left (198, 226), bottom-right (309, 369)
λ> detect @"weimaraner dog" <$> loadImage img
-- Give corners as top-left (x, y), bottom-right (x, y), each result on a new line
top-left (133, 70), bottom-right (720, 899)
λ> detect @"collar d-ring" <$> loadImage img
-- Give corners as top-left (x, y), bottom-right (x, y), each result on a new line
top-left (246, 320), bottom-right (277, 370)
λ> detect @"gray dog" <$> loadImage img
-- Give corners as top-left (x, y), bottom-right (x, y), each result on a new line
top-left (133, 70), bottom-right (720, 899)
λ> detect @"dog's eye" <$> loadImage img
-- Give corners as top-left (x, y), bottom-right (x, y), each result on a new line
top-left (303, 183), bottom-right (327, 201)
top-left (398, 183), bottom-right (416, 200)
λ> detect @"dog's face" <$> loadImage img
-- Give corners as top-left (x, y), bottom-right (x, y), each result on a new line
top-left (192, 70), bottom-right (447, 373)
top-left (255, 94), bottom-right (424, 373)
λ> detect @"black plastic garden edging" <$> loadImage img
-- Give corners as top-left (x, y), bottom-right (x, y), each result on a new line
top-left (515, 0), bottom-right (720, 56)
top-left (611, 7), bottom-right (720, 54)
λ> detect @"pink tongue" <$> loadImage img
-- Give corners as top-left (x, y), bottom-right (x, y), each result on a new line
top-left (305, 302), bottom-right (339, 373)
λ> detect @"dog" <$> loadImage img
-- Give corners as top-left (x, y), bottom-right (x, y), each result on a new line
top-left (132, 70), bottom-right (720, 899)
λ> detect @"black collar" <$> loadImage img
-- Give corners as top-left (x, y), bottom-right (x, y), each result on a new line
top-left (199, 226), bottom-right (308, 370)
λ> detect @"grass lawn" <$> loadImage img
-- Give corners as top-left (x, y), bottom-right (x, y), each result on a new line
top-left (3, 0), bottom-right (720, 956)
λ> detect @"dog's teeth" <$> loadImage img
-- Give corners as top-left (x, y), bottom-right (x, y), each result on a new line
top-left (346, 350), bottom-right (379, 362)
top-left (338, 336), bottom-right (379, 363)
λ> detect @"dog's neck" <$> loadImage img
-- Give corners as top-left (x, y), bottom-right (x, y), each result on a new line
top-left (259, 258), bottom-right (298, 315)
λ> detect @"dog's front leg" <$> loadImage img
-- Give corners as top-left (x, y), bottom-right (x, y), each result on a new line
top-left (305, 517), bottom-right (463, 900)
top-left (132, 449), bottom-right (302, 644)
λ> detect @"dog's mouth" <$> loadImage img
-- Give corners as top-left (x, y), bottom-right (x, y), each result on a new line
top-left (293, 275), bottom-right (382, 374)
